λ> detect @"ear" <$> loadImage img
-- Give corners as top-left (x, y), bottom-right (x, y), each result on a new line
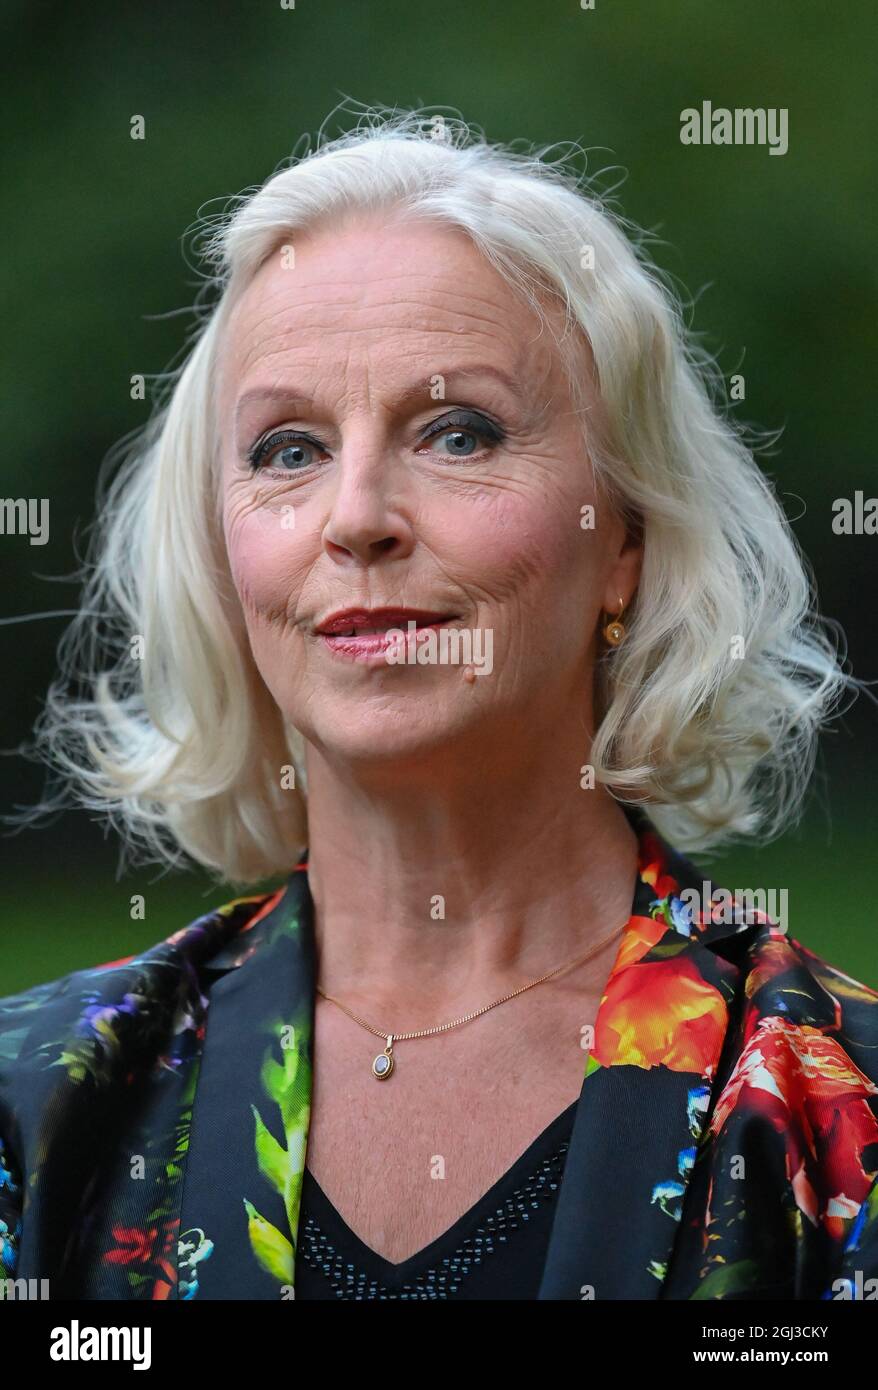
top-left (602, 516), bottom-right (643, 615)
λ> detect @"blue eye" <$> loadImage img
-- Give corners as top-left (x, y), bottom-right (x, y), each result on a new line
top-left (420, 411), bottom-right (505, 459)
top-left (246, 431), bottom-right (327, 473)
top-left (432, 428), bottom-right (478, 456)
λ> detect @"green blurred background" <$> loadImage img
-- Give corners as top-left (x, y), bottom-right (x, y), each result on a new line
top-left (1, 0), bottom-right (876, 992)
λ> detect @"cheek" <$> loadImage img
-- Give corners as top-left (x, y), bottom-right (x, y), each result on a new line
top-left (436, 487), bottom-right (597, 621)
top-left (224, 505), bottom-right (310, 626)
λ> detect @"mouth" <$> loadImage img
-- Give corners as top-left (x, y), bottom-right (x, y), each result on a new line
top-left (314, 607), bottom-right (460, 665)
top-left (314, 607), bottom-right (458, 637)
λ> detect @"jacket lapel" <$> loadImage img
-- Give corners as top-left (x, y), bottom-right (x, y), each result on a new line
top-left (537, 828), bottom-right (747, 1299)
top-left (172, 865), bottom-right (315, 1298)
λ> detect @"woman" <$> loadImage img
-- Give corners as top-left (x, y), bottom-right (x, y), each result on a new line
top-left (1, 108), bottom-right (876, 1302)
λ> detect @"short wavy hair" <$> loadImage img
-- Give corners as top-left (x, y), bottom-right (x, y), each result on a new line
top-left (10, 103), bottom-right (853, 884)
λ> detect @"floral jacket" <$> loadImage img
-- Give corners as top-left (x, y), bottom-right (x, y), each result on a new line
top-left (1, 816), bottom-right (877, 1301)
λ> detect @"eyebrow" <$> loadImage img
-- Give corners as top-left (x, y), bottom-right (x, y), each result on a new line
top-left (233, 365), bottom-right (522, 430)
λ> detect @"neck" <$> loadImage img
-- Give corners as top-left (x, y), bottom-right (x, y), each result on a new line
top-left (304, 730), bottom-right (641, 1022)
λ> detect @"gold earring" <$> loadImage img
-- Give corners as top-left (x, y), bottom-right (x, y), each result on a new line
top-left (603, 596), bottom-right (626, 647)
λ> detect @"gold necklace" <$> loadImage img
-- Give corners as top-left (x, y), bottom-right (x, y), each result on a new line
top-left (316, 915), bottom-right (630, 1080)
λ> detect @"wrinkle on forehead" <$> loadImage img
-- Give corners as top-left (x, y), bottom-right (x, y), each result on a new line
top-left (218, 215), bottom-right (584, 419)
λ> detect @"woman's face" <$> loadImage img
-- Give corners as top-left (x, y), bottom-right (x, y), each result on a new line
top-left (218, 213), bottom-right (639, 771)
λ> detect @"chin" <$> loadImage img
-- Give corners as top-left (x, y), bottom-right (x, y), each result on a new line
top-left (301, 699), bottom-right (473, 770)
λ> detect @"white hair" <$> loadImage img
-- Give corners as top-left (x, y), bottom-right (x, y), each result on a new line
top-left (9, 103), bottom-right (855, 884)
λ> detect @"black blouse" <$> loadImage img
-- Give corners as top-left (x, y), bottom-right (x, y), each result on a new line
top-left (294, 1100), bottom-right (578, 1299)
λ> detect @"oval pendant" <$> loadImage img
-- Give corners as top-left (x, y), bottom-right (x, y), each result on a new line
top-left (372, 1035), bottom-right (394, 1080)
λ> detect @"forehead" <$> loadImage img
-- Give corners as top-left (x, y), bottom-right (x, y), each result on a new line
top-left (219, 213), bottom-right (570, 395)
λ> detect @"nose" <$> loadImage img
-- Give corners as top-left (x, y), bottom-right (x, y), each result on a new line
top-left (321, 433), bottom-right (415, 567)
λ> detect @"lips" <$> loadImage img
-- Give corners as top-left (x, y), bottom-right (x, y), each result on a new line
top-left (314, 606), bottom-right (459, 665)
top-left (315, 607), bottom-right (457, 637)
